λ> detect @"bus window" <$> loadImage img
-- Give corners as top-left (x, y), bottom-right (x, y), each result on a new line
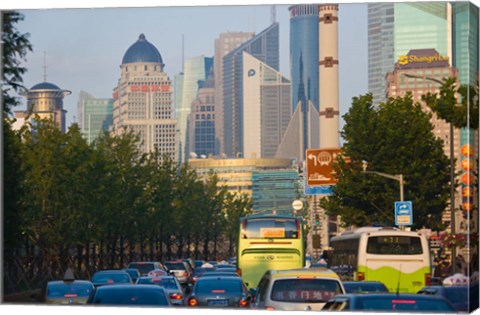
top-left (366, 236), bottom-right (423, 255)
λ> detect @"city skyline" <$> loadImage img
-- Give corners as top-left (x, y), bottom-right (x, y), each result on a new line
top-left (5, 1), bottom-right (368, 132)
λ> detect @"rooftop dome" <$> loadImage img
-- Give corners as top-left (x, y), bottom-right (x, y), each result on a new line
top-left (30, 82), bottom-right (61, 90)
top-left (122, 34), bottom-right (163, 65)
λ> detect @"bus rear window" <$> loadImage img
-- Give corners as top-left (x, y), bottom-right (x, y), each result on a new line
top-left (242, 218), bottom-right (299, 239)
top-left (366, 236), bottom-right (422, 255)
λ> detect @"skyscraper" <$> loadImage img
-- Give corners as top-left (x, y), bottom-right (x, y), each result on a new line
top-left (176, 55), bottom-right (213, 162)
top-left (289, 4), bottom-right (319, 113)
top-left (188, 69), bottom-right (216, 158)
top-left (368, 3), bottom-right (450, 105)
top-left (242, 51), bottom-right (291, 159)
top-left (223, 23), bottom-right (280, 158)
top-left (77, 90), bottom-right (113, 144)
top-left (112, 34), bottom-right (177, 160)
top-left (214, 31), bottom-right (255, 157)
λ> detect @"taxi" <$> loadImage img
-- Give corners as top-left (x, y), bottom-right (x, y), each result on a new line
top-left (43, 268), bottom-right (94, 305)
top-left (250, 268), bottom-right (345, 311)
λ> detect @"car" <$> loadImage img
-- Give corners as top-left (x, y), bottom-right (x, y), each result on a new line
top-left (164, 260), bottom-right (193, 286)
top-left (39, 269), bottom-right (94, 305)
top-left (183, 258), bottom-right (196, 270)
top-left (321, 293), bottom-right (457, 312)
top-left (200, 271), bottom-right (240, 278)
top-left (342, 281), bottom-right (389, 294)
top-left (215, 263), bottom-right (236, 269)
top-left (193, 260), bottom-right (205, 269)
top-left (127, 261), bottom-right (166, 276)
top-left (136, 275), bottom-right (185, 306)
top-left (251, 268), bottom-right (345, 311)
top-left (187, 276), bottom-right (252, 308)
top-left (122, 268), bottom-right (141, 283)
top-left (417, 284), bottom-right (469, 312)
top-left (90, 270), bottom-right (132, 287)
top-left (86, 284), bottom-right (172, 306)
top-left (192, 267), bottom-right (217, 283)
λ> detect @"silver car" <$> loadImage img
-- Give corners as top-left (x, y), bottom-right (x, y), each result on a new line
top-left (136, 276), bottom-right (185, 306)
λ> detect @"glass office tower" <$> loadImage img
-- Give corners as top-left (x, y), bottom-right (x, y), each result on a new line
top-left (78, 90), bottom-right (113, 144)
top-left (368, 3), bottom-right (450, 105)
top-left (222, 23), bottom-right (279, 158)
top-left (289, 4), bottom-right (319, 113)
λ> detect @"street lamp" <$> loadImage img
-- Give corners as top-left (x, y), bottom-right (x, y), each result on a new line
top-left (361, 161), bottom-right (405, 228)
top-left (362, 161), bottom-right (404, 202)
top-left (403, 73), bottom-right (457, 273)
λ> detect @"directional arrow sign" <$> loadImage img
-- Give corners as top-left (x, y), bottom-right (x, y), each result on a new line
top-left (305, 148), bottom-right (341, 186)
top-left (395, 201), bottom-right (413, 226)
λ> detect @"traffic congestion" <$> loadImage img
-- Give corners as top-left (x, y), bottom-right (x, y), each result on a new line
top-left (28, 215), bottom-right (478, 312)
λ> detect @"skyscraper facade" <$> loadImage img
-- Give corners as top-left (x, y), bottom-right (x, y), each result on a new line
top-left (368, 3), bottom-right (450, 106)
top-left (242, 51), bottom-right (291, 159)
top-left (112, 34), bottom-right (177, 160)
top-left (223, 23), bottom-right (280, 158)
top-left (289, 4), bottom-right (319, 113)
top-left (214, 31), bottom-right (255, 157)
top-left (77, 90), bottom-right (113, 144)
top-left (176, 56), bottom-right (214, 162)
top-left (188, 69), bottom-right (216, 158)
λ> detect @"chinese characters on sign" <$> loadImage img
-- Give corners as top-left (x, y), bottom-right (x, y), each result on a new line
top-left (129, 84), bottom-right (170, 93)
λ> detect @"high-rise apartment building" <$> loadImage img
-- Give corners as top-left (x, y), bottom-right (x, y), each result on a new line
top-left (17, 81), bottom-right (70, 132)
top-left (112, 34), bottom-right (177, 160)
top-left (214, 31), bottom-right (255, 157)
top-left (176, 56), bottom-right (214, 162)
top-left (223, 23), bottom-right (280, 158)
top-left (188, 69), bottom-right (216, 158)
top-left (242, 51), bottom-right (291, 159)
top-left (77, 90), bottom-right (113, 144)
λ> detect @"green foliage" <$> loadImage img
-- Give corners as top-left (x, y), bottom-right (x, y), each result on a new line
top-left (2, 11), bottom-right (32, 115)
top-left (321, 93), bottom-right (450, 230)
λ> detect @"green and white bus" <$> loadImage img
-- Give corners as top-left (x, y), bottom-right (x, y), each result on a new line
top-left (328, 226), bottom-right (431, 293)
top-left (237, 214), bottom-right (305, 290)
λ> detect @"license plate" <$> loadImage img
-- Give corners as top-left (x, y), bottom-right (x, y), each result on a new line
top-left (208, 299), bottom-right (228, 306)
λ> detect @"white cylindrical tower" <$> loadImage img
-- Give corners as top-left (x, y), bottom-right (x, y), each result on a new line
top-left (318, 4), bottom-right (340, 149)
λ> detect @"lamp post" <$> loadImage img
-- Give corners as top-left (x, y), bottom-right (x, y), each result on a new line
top-left (362, 161), bottom-right (405, 228)
top-left (403, 73), bottom-right (457, 273)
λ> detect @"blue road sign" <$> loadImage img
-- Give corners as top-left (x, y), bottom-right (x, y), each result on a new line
top-left (395, 201), bottom-right (413, 226)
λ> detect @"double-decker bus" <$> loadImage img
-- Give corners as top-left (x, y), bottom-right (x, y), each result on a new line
top-left (237, 213), bottom-right (305, 289)
top-left (328, 226), bottom-right (431, 293)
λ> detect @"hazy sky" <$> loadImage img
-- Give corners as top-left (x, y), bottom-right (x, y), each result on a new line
top-left (5, 0), bottom-right (369, 128)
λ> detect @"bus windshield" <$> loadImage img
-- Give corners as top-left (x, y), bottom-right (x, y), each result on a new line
top-left (242, 217), bottom-right (299, 239)
top-left (366, 236), bottom-right (423, 255)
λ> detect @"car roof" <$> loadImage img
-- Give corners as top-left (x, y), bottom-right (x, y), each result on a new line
top-left (94, 269), bottom-right (129, 274)
top-left (96, 284), bottom-right (165, 291)
top-left (337, 293), bottom-right (449, 300)
top-left (196, 276), bottom-right (242, 282)
top-left (267, 268), bottom-right (340, 279)
top-left (47, 280), bottom-right (93, 286)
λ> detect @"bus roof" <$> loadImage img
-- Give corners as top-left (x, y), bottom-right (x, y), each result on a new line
top-left (331, 226), bottom-right (424, 241)
top-left (240, 213), bottom-right (300, 220)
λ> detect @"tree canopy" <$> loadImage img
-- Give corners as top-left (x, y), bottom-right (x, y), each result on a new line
top-left (320, 93), bottom-right (450, 230)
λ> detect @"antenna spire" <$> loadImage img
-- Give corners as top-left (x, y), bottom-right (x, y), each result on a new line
top-left (43, 50), bottom-right (48, 82)
top-left (271, 5), bottom-right (276, 24)
top-left (182, 34), bottom-right (185, 73)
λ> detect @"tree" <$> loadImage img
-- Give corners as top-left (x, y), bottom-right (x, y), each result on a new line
top-left (320, 93), bottom-right (450, 230)
top-left (2, 11), bottom-right (33, 115)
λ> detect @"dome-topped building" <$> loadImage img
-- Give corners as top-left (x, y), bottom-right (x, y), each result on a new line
top-left (112, 34), bottom-right (177, 161)
top-left (122, 34), bottom-right (164, 66)
top-left (16, 81), bottom-right (71, 132)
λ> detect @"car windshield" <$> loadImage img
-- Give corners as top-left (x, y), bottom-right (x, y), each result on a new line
top-left (195, 279), bottom-right (242, 294)
top-left (360, 297), bottom-right (455, 311)
top-left (128, 263), bottom-right (156, 274)
top-left (193, 267), bottom-right (216, 276)
top-left (47, 283), bottom-right (93, 298)
top-left (271, 279), bottom-right (342, 302)
top-left (92, 272), bottom-right (130, 284)
top-left (366, 236), bottom-right (423, 255)
top-left (92, 288), bottom-right (169, 305)
top-left (165, 263), bottom-right (186, 270)
top-left (137, 278), bottom-right (178, 289)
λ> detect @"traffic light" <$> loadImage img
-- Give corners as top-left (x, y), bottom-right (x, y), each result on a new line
top-left (315, 214), bottom-right (320, 225)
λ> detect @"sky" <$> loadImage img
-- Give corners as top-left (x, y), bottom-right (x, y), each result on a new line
top-left (3, 0), bottom-right (369, 129)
